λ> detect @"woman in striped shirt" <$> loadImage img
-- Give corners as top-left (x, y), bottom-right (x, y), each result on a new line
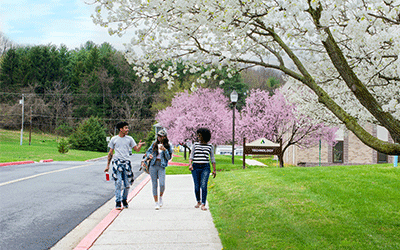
top-left (189, 128), bottom-right (216, 211)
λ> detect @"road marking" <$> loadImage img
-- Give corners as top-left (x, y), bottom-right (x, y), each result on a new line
top-left (0, 163), bottom-right (95, 187)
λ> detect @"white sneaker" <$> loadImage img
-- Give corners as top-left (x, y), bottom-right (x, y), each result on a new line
top-left (155, 203), bottom-right (160, 210)
top-left (159, 197), bottom-right (163, 207)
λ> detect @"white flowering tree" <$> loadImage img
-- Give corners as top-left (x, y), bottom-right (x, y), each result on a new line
top-left (91, 0), bottom-right (400, 155)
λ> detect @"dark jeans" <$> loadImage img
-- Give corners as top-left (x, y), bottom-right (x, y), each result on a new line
top-left (191, 163), bottom-right (211, 205)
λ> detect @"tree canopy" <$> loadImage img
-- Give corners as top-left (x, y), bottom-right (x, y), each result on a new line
top-left (92, 0), bottom-right (400, 155)
top-left (156, 88), bottom-right (232, 145)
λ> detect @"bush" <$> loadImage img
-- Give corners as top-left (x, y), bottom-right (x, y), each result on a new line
top-left (145, 128), bottom-right (156, 148)
top-left (58, 138), bottom-right (69, 154)
top-left (68, 117), bottom-right (108, 152)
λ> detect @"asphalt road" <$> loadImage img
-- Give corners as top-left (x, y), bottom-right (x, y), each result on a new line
top-left (0, 154), bottom-right (144, 250)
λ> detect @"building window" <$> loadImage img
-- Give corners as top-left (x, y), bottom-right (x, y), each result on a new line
top-left (333, 141), bottom-right (344, 163)
top-left (377, 152), bottom-right (388, 163)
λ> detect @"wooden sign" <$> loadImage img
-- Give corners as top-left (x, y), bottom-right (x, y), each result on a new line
top-left (244, 146), bottom-right (281, 155)
top-left (242, 137), bottom-right (282, 169)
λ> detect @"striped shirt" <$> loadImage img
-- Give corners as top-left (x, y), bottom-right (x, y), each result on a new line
top-left (190, 142), bottom-right (216, 164)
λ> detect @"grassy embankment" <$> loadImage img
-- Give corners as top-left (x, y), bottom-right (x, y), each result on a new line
top-left (0, 129), bottom-right (108, 162)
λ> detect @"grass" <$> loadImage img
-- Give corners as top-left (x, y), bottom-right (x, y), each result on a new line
top-left (169, 151), bottom-right (400, 249)
top-left (1, 129), bottom-right (119, 162)
top-left (167, 151), bottom-right (279, 174)
top-left (207, 164), bottom-right (400, 249)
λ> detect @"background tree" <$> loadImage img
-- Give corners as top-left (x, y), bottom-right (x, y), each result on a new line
top-left (241, 67), bottom-right (285, 95)
top-left (236, 89), bottom-right (337, 168)
top-left (69, 116), bottom-right (108, 152)
top-left (156, 88), bottom-right (233, 145)
top-left (0, 40), bottom-right (252, 138)
top-left (0, 48), bottom-right (22, 103)
top-left (0, 32), bottom-right (15, 56)
top-left (92, 0), bottom-right (400, 155)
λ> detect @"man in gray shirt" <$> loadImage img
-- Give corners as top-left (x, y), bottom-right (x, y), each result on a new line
top-left (104, 121), bottom-right (145, 210)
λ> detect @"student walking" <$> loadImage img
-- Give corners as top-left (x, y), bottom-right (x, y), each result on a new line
top-left (144, 129), bottom-right (173, 210)
top-left (104, 121), bottom-right (145, 210)
top-left (189, 128), bottom-right (216, 211)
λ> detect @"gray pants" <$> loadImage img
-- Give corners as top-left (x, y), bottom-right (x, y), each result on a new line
top-left (149, 160), bottom-right (166, 196)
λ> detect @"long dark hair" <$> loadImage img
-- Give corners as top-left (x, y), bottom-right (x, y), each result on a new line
top-left (152, 136), bottom-right (170, 155)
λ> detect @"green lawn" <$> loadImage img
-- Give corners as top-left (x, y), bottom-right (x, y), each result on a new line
top-left (208, 164), bottom-right (400, 249)
top-left (0, 129), bottom-right (105, 162)
top-left (169, 152), bottom-right (400, 249)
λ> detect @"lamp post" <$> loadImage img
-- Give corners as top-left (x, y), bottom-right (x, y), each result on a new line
top-left (19, 94), bottom-right (25, 146)
top-left (230, 90), bottom-right (238, 164)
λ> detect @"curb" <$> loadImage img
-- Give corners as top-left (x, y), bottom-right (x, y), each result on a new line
top-left (0, 161), bottom-right (35, 167)
top-left (40, 159), bottom-right (54, 163)
top-left (73, 175), bottom-right (151, 250)
top-left (169, 161), bottom-right (189, 166)
top-left (85, 156), bottom-right (108, 162)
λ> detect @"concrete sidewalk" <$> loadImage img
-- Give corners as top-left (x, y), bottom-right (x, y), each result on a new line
top-left (77, 174), bottom-right (223, 250)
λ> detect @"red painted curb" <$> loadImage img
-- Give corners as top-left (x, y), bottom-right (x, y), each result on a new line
top-left (169, 162), bottom-right (189, 166)
top-left (73, 175), bottom-right (151, 250)
top-left (172, 154), bottom-right (182, 157)
top-left (40, 159), bottom-right (53, 163)
top-left (0, 161), bottom-right (35, 167)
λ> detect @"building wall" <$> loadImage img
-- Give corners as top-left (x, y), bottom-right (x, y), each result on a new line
top-left (284, 123), bottom-right (397, 167)
top-left (346, 123), bottom-right (374, 164)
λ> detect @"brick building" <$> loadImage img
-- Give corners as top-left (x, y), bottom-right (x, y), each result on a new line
top-left (284, 123), bottom-right (399, 167)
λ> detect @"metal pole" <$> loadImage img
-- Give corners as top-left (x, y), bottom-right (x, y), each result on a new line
top-left (232, 103), bottom-right (236, 164)
top-left (243, 137), bottom-right (246, 169)
top-left (20, 94), bottom-right (24, 146)
top-left (29, 106), bottom-right (32, 145)
top-left (319, 139), bottom-right (321, 167)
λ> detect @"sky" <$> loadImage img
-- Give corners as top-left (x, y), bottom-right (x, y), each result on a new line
top-left (0, 0), bottom-right (131, 51)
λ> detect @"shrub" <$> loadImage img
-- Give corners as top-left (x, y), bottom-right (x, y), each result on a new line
top-left (68, 117), bottom-right (108, 152)
top-left (145, 128), bottom-right (156, 148)
top-left (58, 138), bottom-right (69, 154)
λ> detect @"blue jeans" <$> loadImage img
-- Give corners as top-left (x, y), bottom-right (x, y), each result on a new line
top-left (112, 160), bottom-right (132, 203)
top-left (149, 160), bottom-right (166, 196)
top-left (191, 163), bottom-right (211, 205)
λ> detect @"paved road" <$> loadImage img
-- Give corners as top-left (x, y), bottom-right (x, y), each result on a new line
top-left (0, 154), bottom-right (144, 250)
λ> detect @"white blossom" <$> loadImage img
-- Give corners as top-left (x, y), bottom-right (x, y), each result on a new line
top-left (91, 0), bottom-right (400, 125)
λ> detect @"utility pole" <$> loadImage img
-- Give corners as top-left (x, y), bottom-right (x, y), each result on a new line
top-left (19, 94), bottom-right (24, 145)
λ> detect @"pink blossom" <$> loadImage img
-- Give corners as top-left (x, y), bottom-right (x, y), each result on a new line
top-left (156, 88), bottom-right (233, 145)
top-left (237, 89), bottom-right (337, 167)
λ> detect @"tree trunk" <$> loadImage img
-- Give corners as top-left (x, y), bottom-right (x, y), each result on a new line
top-left (278, 153), bottom-right (284, 168)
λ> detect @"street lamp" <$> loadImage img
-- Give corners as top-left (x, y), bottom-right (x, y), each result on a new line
top-left (19, 94), bottom-right (25, 146)
top-left (230, 90), bottom-right (238, 164)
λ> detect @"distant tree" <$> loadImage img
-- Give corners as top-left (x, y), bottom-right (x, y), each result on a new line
top-left (156, 88), bottom-right (233, 145)
top-left (241, 67), bottom-right (284, 95)
top-left (236, 89), bottom-right (337, 168)
top-left (46, 80), bottom-right (74, 133)
top-left (0, 32), bottom-right (14, 56)
top-left (0, 48), bottom-right (23, 95)
top-left (69, 116), bottom-right (108, 152)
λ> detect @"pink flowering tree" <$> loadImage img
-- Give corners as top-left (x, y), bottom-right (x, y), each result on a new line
top-left (156, 88), bottom-right (233, 146)
top-left (236, 89), bottom-right (337, 168)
